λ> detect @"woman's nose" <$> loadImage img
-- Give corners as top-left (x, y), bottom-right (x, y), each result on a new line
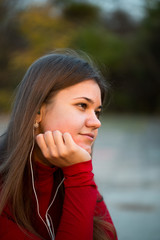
top-left (85, 113), bottom-right (101, 129)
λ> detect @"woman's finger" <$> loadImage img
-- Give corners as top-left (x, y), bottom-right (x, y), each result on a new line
top-left (36, 133), bottom-right (50, 159)
top-left (52, 130), bottom-right (64, 145)
top-left (52, 130), bottom-right (65, 154)
top-left (63, 132), bottom-right (76, 148)
top-left (43, 131), bottom-right (55, 148)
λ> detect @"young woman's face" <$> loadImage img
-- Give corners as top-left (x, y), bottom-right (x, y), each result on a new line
top-left (40, 79), bottom-right (102, 154)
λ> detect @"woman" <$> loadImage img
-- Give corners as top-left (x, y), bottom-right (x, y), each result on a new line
top-left (0, 49), bottom-right (117, 240)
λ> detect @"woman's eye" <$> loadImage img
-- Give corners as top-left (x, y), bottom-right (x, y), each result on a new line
top-left (77, 103), bottom-right (87, 109)
top-left (95, 111), bottom-right (101, 119)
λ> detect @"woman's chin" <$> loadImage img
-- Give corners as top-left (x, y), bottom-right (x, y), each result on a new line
top-left (74, 139), bottom-right (92, 155)
top-left (86, 147), bottom-right (92, 155)
top-left (79, 144), bottom-right (92, 155)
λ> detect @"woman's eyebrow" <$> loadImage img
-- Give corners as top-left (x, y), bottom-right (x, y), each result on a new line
top-left (73, 97), bottom-right (102, 109)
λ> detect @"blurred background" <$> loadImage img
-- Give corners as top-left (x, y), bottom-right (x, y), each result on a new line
top-left (0, 0), bottom-right (160, 239)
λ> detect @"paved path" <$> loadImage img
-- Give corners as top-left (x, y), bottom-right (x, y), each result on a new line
top-left (93, 115), bottom-right (160, 240)
top-left (0, 114), bottom-right (160, 240)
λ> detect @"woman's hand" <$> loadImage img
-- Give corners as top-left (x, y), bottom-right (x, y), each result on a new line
top-left (35, 130), bottom-right (91, 167)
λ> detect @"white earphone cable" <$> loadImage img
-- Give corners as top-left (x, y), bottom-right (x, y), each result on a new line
top-left (29, 128), bottom-right (65, 240)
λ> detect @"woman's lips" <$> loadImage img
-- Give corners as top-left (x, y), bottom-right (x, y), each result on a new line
top-left (79, 133), bottom-right (94, 141)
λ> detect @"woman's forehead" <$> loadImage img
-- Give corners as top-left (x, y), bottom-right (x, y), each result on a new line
top-left (58, 80), bottom-right (100, 97)
top-left (49, 80), bottom-right (102, 107)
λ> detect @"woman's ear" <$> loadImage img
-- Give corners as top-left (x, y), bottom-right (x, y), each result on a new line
top-left (35, 104), bottom-right (45, 124)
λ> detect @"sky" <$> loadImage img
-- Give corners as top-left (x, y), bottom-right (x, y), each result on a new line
top-left (28, 0), bottom-right (146, 20)
top-left (89, 0), bottom-right (146, 20)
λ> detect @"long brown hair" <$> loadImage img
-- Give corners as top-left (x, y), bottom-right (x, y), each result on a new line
top-left (0, 49), bottom-right (116, 239)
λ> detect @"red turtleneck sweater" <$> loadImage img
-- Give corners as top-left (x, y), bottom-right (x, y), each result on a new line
top-left (0, 160), bottom-right (117, 240)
